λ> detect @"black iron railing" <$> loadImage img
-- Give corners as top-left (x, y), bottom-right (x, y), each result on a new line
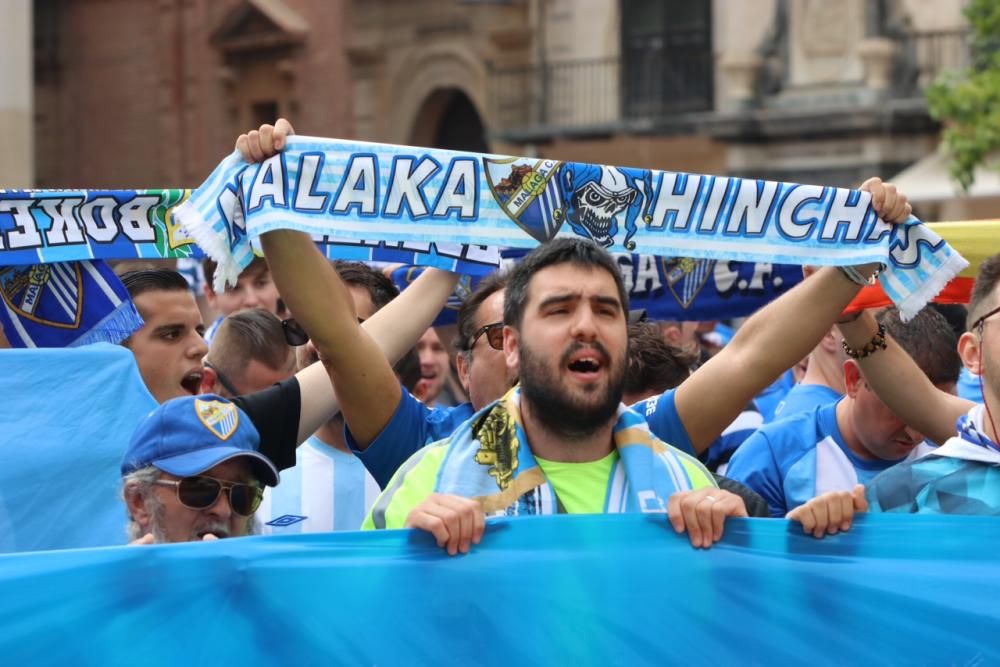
top-left (491, 49), bottom-right (713, 138)
top-left (491, 29), bottom-right (972, 139)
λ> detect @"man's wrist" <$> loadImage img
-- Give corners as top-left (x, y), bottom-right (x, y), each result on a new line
top-left (838, 264), bottom-right (881, 287)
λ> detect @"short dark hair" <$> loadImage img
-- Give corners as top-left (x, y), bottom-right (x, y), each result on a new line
top-left (877, 307), bottom-right (961, 387)
top-left (967, 253), bottom-right (1000, 330)
top-left (455, 271), bottom-right (508, 353)
top-left (503, 238), bottom-right (629, 329)
top-left (624, 321), bottom-right (698, 397)
top-left (333, 261), bottom-right (399, 311)
top-left (202, 256), bottom-right (269, 293)
top-left (119, 269), bottom-right (189, 299)
top-left (928, 303), bottom-right (967, 341)
top-left (208, 308), bottom-right (295, 380)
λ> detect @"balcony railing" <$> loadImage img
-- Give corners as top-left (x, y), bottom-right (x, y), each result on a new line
top-left (895, 29), bottom-right (972, 91)
top-left (491, 49), bottom-right (713, 140)
top-left (490, 29), bottom-right (972, 141)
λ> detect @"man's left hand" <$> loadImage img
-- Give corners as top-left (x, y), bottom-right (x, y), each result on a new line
top-left (667, 488), bottom-right (748, 549)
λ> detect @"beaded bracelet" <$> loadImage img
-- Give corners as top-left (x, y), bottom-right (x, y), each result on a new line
top-left (841, 323), bottom-right (887, 359)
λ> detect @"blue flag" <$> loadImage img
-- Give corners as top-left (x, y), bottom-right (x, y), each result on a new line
top-left (0, 344), bottom-right (156, 552)
top-left (0, 514), bottom-right (995, 664)
top-left (0, 260), bottom-right (143, 347)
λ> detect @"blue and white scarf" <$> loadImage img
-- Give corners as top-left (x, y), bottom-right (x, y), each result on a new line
top-left (929, 404), bottom-right (1000, 464)
top-left (0, 260), bottom-right (143, 348)
top-left (434, 388), bottom-right (715, 516)
top-left (177, 136), bottom-right (967, 320)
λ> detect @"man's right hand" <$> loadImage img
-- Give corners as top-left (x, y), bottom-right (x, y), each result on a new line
top-left (404, 493), bottom-right (486, 556)
top-left (236, 118), bottom-right (295, 163)
top-left (787, 484), bottom-right (868, 538)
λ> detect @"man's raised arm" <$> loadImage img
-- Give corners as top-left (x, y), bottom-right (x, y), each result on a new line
top-left (837, 310), bottom-right (973, 445)
top-left (675, 178), bottom-right (913, 453)
top-left (239, 120), bottom-right (459, 444)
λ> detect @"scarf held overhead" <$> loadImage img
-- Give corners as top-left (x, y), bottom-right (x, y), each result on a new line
top-left (177, 136), bottom-right (967, 319)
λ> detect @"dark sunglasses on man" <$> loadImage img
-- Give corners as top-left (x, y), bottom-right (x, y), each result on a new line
top-left (281, 317), bottom-right (309, 346)
top-left (153, 475), bottom-right (264, 517)
top-left (470, 322), bottom-right (503, 351)
top-left (203, 360), bottom-right (240, 397)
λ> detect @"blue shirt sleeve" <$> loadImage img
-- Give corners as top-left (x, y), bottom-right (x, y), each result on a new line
top-left (634, 388), bottom-right (695, 455)
top-left (346, 390), bottom-right (433, 489)
top-left (725, 430), bottom-right (789, 518)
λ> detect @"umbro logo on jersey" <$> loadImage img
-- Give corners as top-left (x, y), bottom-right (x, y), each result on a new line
top-left (266, 514), bottom-right (307, 527)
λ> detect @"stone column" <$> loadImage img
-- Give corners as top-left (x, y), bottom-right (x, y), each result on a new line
top-left (858, 37), bottom-right (896, 91)
top-left (0, 0), bottom-right (33, 187)
top-left (719, 54), bottom-right (763, 110)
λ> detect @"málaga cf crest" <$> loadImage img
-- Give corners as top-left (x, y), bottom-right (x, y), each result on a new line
top-left (484, 157), bottom-right (565, 243)
top-left (659, 257), bottom-right (716, 309)
top-left (195, 399), bottom-right (240, 441)
top-left (0, 263), bottom-right (83, 329)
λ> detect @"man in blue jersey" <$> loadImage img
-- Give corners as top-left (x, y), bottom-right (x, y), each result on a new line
top-left (837, 254), bottom-right (1000, 516)
top-left (727, 307), bottom-right (960, 517)
top-left (771, 328), bottom-right (847, 422)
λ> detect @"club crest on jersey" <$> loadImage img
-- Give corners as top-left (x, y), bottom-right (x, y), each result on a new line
top-left (195, 399), bottom-right (239, 441)
top-left (0, 263), bottom-right (83, 328)
top-left (484, 157), bottom-right (565, 243)
top-left (659, 257), bottom-right (716, 308)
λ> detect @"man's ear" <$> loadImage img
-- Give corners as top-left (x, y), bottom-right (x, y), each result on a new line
top-left (203, 283), bottom-right (218, 309)
top-left (843, 359), bottom-right (863, 398)
top-left (503, 325), bottom-right (520, 370)
top-left (958, 331), bottom-right (983, 375)
top-left (455, 351), bottom-right (471, 394)
top-left (124, 484), bottom-right (153, 532)
top-left (200, 366), bottom-right (218, 394)
top-left (661, 324), bottom-right (683, 347)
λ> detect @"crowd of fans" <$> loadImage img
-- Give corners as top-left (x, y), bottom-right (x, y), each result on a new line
top-left (31, 118), bottom-right (1000, 553)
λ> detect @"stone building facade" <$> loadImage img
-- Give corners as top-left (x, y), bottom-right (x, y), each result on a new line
top-left (33, 0), bottom-right (353, 189)
top-left (348, 0), bottom-right (983, 219)
top-left (27, 0), bottom-right (993, 220)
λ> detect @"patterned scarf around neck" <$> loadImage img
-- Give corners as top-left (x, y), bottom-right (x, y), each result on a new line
top-left (930, 404), bottom-right (1000, 465)
top-left (434, 388), bottom-right (715, 516)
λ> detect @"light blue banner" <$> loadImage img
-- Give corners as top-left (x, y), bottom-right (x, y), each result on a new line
top-left (0, 344), bottom-right (155, 552)
top-left (0, 514), bottom-right (995, 664)
top-left (178, 136), bottom-right (967, 319)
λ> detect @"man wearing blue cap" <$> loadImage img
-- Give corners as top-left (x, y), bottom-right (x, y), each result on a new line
top-left (122, 395), bottom-right (280, 544)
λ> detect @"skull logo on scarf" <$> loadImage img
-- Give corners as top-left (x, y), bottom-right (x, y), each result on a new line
top-left (559, 164), bottom-right (652, 250)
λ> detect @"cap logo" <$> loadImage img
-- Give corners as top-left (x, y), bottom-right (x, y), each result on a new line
top-left (195, 399), bottom-right (239, 441)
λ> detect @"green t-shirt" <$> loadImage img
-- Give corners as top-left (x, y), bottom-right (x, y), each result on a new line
top-left (534, 451), bottom-right (619, 514)
top-left (363, 438), bottom-right (715, 530)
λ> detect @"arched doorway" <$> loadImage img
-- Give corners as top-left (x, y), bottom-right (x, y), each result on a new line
top-left (409, 88), bottom-right (488, 152)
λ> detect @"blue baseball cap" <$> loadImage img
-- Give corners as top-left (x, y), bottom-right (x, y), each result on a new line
top-left (121, 395), bottom-right (279, 487)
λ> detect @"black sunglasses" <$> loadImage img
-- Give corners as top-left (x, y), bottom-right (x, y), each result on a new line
top-left (204, 360), bottom-right (240, 397)
top-left (153, 475), bottom-right (264, 517)
top-left (281, 318), bottom-right (309, 346)
top-left (973, 304), bottom-right (1000, 334)
top-left (470, 322), bottom-right (503, 351)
